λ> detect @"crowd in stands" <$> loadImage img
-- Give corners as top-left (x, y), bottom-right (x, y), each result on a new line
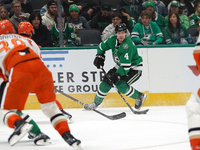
top-left (0, 0), bottom-right (199, 47)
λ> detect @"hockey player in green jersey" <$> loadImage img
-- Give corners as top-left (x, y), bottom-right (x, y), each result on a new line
top-left (84, 23), bottom-right (147, 110)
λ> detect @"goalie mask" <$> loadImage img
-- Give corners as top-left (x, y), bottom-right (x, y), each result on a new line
top-left (0, 20), bottom-right (14, 34)
top-left (115, 23), bottom-right (127, 33)
top-left (18, 21), bottom-right (34, 35)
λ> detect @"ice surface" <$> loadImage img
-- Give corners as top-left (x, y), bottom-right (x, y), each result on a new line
top-left (0, 106), bottom-right (190, 150)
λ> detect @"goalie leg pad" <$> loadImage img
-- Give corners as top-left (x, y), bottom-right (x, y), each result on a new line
top-left (41, 102), bottom-right (70, 135)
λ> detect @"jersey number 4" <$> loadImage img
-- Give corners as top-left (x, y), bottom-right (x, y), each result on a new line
top-left (124, 53), bottom-right (129, 60)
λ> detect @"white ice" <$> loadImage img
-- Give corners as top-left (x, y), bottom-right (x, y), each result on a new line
top-left (0, 106), bottom-right (191, 150)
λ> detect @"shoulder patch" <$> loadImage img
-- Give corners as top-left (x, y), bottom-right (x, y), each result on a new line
top-left (68, 23), bottom-right (73, 28)
top-left (123, 43), bottom-right (129, 49)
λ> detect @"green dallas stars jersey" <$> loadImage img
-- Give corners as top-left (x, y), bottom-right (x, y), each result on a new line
top-left (50, 23), bottom-right (75, 47)
top-left (97, 35), bottom-right (143, 76)
top-left (189, 13), bottom-right (200, 27)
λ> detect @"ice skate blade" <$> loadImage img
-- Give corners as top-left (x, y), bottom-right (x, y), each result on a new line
top-left (72, 142), bottom-right (82, 150)
top-left (35, 139), bottom-right (52, 146)
top-left (9, 123), bottom-right (33, 146)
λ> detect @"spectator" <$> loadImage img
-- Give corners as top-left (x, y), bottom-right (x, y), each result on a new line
top-left (101, 12), bottom-right (131, 41)
top-left (165, 0), bottom-right (189, 29)
top-left (185, 0), bottom-right (195, 16)
top-left (167, 0), bottom-right (194, 17)
top-left (29, 11), bottom-right (54, 47)
top-left (164, 12), bottom-right (188, 44)
top-left (139, 1), bottom-right (168, 29)
top-left (9, 0), bottom-right (30, 33)
top-left (40, 0), bottom-right (64, 17)
top-left (142, 0), bottom-right (167, 17)
top-left (1, 0), bottom-right (13, 13)
top-left (131, 10), bottom-right (163, 45)
top-left (117, 0), bottom-right (142, 21)
top-left (17, 0), bottom-right (33, 15)
top-left (90, 2), bottom-right (112, 33)
top-left (67, 4), bottom-right (90, 35)
top-left (50, 12), bottom-right (75, 47)
top-left (189, 1), bottom-right (200, 27)
top-left (117, 7), bottom-right (136, 32)
top-left (0, 6), bottom-right (9, 20)
top-left (62, 0), bottom-right (101, 21)
top-left (62, 0), bottom-right (73, 16)
top-left (191, 20), bottom-right (200, 44)
top-left (42, 0), bottom-right (57, 30)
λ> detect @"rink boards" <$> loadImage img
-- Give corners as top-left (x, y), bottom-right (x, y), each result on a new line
top-left (25, 45), bottom-right (198, 109)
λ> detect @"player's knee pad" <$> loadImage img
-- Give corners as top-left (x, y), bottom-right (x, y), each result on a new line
top-left (41, 102), bottom-right (66, 126)
top-left (116, 80), bottom-right (130, 94)
top-left (99, 81), bottom-right (112, 93)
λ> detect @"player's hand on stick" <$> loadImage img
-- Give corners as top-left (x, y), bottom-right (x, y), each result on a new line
top-left (93, 54), bottom-right (105, 69)
top-left (108, 73), bottom-right (121, 84)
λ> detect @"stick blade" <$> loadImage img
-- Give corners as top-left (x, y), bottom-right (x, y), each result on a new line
top-left (93, 109), bottom-right (126, 120)
top-left (107, 112), bottom-right (126, 120)
top-left (134, 109), bottom-right (149, 115)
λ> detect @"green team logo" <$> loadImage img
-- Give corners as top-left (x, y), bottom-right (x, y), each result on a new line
top-left (123, 43), bottom-right (129, 49)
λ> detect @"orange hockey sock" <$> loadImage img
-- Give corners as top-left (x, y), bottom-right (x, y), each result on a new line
top-left (55, 121), bottom-right (70, 135)
top-left (6, 113), bottom-right (22, 128)
top-left (191, 138), bottom-right (200, 150)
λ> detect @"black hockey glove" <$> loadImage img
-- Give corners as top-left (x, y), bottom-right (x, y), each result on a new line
top-left (93, 54), bottom-right (105, 69)
top-left (108, 73), bottom-right (121, 84)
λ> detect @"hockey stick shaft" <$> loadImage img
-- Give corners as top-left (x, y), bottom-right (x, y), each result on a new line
top-left (101, 67), bottom-right (148, 114)
top-left (55, 89), bottom-right (126, 120)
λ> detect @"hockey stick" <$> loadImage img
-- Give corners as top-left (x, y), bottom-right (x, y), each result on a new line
top-left (101, 67), bottom-right (149, 115)
top-left (60, 109), bottom-right (72, 119)
top-left (55, 89), bottom-right (126, 120)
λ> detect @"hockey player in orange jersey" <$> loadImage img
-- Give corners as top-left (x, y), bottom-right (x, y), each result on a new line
top-left (0, 20), bottom-right (81, 149)
top-left (186, 26), bottom-right (200, 150)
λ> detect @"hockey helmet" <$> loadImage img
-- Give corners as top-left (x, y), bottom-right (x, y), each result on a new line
top-left (0, 20), bottom-right (14, 34)
top-left (115, 23), bottom-right (127, 33)
top-left (18, 21), bottom-right (34, 35)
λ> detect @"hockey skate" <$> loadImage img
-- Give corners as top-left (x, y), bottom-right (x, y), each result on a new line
top-left (84, 102), bottom-right (99, 110)
top-left (28, 132), bottom-right (52, 146)
top-left (62, 131), bottom-right (82, 150)
top-left (60, 109), bottom-right (73, 124)
top-left (135, 93), bottom-right (147, 110)
top-left (8, 120), bottom-right (33, 146)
